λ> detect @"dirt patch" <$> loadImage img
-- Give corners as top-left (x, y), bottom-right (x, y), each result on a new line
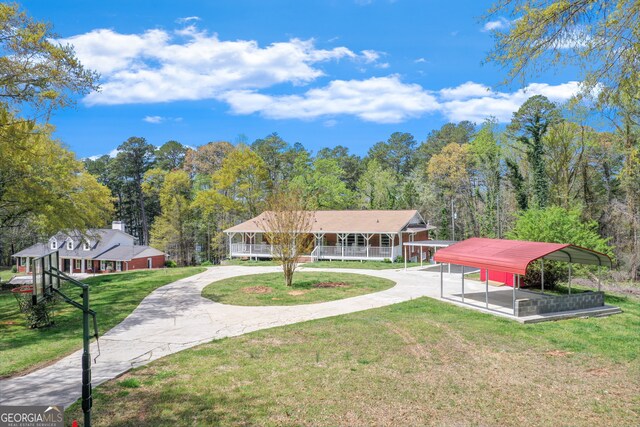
top-left (288, 290), bottom-right (307, 296)
top-left (241, 286), bottom-right (272, 294)
top-left (312, 282), bottom-right (349, 288)
top-left (544, 350), bottom-right (573, 357)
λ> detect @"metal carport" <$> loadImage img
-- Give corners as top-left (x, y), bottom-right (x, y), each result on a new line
top-left (433, 238), bottom-right (612, 316)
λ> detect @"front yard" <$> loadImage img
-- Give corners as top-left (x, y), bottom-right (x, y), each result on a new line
top-left (0, 267), bottom-right (205, 378)
top-left (65, 291), bottom-right (640, 426)
top-left (201, 272), bottom-right (395, 305)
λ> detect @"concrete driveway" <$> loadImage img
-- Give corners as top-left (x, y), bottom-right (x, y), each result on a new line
top-left (0, 265), bottom-right (505, 408)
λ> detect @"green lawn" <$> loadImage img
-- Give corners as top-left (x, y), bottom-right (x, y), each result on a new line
top-left (202, 272), bottom-right (395, 306)
top-left (0, 267), bottom-right (205, 378)
top-left (66, 292), bottom-right (640, 426)
top-left (221, 258), bottom-right (280, 267)
top-left (0, 269), bottom-right (17, 282)
top-left (303, 260), bottom-right (424, 270)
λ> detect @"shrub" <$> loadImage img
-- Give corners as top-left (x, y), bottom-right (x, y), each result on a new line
top-left (507, 206), bottom-right (613, 289)
top-left (165, 260), bottom-right (177, 268)
top-left (383, 258), bottom-right (392, 263)
top-left (394, 256), bottom-right (405, 263)
top-left (200, 261), bottom-right (213, 267)
top-left (11, 266), bottom-right (17, 273)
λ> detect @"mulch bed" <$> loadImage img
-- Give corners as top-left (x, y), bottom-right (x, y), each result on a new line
top-left (312, 282), bottom-right (350, 288)
top-left (242, 286), bottom-right (273, 294)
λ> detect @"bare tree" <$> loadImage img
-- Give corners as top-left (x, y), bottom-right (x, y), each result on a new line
top-left (259, 188), bottom-right (314, 286)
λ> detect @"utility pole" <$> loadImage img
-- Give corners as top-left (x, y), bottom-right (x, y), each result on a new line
top-left (451, 198), bottom-right (455, 241)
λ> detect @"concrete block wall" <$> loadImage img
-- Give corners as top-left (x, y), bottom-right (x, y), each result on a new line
top-left (515, 292), bottom-right (605, 317)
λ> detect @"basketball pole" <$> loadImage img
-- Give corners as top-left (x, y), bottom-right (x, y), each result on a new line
top-left (51, 270), bottom-right (98, 427)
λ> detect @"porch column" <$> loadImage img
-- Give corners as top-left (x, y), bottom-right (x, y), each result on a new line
top-left (25, 257), bottom-right (30, 274)
top-left (362, 234), bottom-right (372, 259)
top-left (541, 258), bottom-right (545, 293)
top-left (397, 232), bottom-right (403, 262)
top-left (69, 259), bottom-right (73, 275)
top-left (247, 232), bottom-right (255, 258)
top-left (440, 262), bottom-right (443, 298)
top-left (404, 245), bottom-right (407, 271)
top-left (568, 263), bottom-right (572, 295)
top-left (81, 258), bottom-right (85, 273)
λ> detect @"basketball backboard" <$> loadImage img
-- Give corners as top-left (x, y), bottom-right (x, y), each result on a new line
top-left (32, 251), bottom-right (61, 304)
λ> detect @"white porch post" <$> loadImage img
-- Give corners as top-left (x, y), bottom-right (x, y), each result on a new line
top-left (404, 245), bottom-right (407, 271)
top-left (81, 258), bottom-right (85, 273)
top-left (398, 232), bottom-right (403, 262)
top-left (69, 259), bottom-right (73, 275)
top-left (568, 263), bottom-right (572, 295)
top-left (363, 233), bottom-right (372, 259)
top-left (247, 232), bottom-right (255, 259)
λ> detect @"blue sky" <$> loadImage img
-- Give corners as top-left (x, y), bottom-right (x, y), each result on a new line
top-left (23, 0), bottom-right (582, 158)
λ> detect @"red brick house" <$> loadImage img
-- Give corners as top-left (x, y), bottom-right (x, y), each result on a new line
top-left (12, 221), bottom-right (166, 274)
top-left (224, 210), bottom-right (434, 262)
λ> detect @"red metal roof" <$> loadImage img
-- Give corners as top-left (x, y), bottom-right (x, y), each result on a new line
top-left (433, 238), bottom-right (611, 275)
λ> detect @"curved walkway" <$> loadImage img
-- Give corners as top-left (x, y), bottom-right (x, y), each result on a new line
top-left (0, 265), bottom-right (481, 408)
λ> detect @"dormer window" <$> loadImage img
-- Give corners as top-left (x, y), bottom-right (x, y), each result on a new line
top-left (67, 240), bottom-right (73, 250)
top-left (83, 241), bottom-right (91, 251)
top-left (51, 239), bottom-right (57, 250)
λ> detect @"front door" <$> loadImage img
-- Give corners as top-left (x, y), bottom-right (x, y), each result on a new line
top-left (147, 258), bottom-right (152, 269)
top-left (63, 259), bottom-right (71, 273)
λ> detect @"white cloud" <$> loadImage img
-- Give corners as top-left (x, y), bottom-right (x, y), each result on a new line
top-left (439, 81), bottom-right (581, 122)
top-left (323, 119), bottom-right (338, 127)
top-left (143, 115), bottom-right (163, 123)
top-left (482, 17), bottom-right (511, 32)
top-left (222, 75), bottom-right (440, 123)
top-left (439, 81), bottom-right (492, 100)
top-left (361, 49), bottom-right (381, 63)
top-left (63, 29), bottom-right (368, 105)
top-left (176, 16), bottom-right (201, 24)
top-left (414, 57), bottom-right (427, 63)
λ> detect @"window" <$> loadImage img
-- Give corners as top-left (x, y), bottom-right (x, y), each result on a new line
top-left (347, 234), bottom-right (365, 246)
top-left (51, 239), bottom-right (57, 250)
top-left (100, 260), bottom-right (106, 271)
top-left (67, 240), bottom-right (73, 250)
top-left (116, 261), bottom-right (122, 271)
top-left (381, 234), bottom-right (391, 247)
top-left (75, 259), bottom-right (81, 269)
top-left (83, 241), bottom-right (90, 251)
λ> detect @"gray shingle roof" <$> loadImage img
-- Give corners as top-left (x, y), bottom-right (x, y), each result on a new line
top-left (12, 228), bottom-right (165, 261)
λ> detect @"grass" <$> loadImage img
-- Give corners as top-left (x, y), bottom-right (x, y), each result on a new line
top-left (0, 267), bottom-right (205, 378)
top-left (65, 291), bottom-right (640, 426)
top-left (221, 258), bottom-right (280, 267)
top-left (0, 269), bottom-right (17, 282)
top-left (303, 260), bottom-right (423, 270)
top-left (201, 272), bottom-right (395, 306)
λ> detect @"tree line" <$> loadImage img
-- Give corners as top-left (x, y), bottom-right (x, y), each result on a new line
top-left (80, 96), bottom-right (638, 281)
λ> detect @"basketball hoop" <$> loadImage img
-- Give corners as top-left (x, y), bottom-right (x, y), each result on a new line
top-left (12, 284), bottom-right (56, 328)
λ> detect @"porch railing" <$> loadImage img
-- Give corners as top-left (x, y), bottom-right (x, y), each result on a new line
top-left (313, 245), bottom-right (393, 260)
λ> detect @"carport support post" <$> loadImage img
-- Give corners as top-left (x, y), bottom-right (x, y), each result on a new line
top-left (512, 273), bottom-right (516, 316)
top-left (568, 263), bottom-right (572, 295)
top-left (598, 266), bottom-right (601, 292)
top-left (440, 263), bottom-right (443, 298)
top-left (485, 269), bottom-right (489, 308)
top-left (541, 258), bottom-right (545, 293)
top-left (461, 265), bottom-right (465, 303)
